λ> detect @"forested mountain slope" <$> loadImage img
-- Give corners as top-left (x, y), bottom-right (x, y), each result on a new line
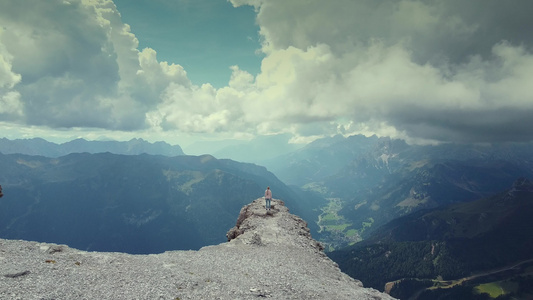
top-left (264, 135), bottom-right (533, 250)
top-left (328, 178), bottom-right (533, 298)
top-left (0, 152), bottom-right (302, 254)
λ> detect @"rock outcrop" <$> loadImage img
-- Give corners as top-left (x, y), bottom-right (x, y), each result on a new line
top-left (0, 198), bottom-right (395, 299)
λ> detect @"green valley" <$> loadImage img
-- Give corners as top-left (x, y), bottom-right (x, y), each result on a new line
top-left (316, 198), bottom-right (375, 251)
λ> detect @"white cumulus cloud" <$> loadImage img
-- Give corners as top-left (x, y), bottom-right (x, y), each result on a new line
top-left (1, 0), bottom-right (533, 144)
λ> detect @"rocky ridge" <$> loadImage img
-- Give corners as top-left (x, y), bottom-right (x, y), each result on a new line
top-left (0, 198), bottom-right (394, 299)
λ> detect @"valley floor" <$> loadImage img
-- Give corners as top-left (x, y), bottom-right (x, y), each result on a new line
top-left (385, 258), bottom-right (533, 299)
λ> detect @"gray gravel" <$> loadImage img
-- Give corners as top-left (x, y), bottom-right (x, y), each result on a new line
top-left (0, 199), bottom-right (396, 299)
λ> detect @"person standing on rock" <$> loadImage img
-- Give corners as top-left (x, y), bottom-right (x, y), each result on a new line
top-left (264, 186), bottom-right (272, 210)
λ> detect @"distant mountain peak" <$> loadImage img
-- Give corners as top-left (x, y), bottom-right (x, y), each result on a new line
top-left (0, 137), bottom-right (184, 157)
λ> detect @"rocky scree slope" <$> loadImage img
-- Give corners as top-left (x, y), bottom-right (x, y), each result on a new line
top-left (0, 199), bottom-right (394, 299)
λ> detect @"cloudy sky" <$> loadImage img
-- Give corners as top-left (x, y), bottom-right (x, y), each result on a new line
top-left (1, 0), bottom-right (532, 149)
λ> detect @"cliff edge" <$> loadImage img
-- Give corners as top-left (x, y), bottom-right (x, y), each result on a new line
top-left (0, 198), bottom-right (395, 299)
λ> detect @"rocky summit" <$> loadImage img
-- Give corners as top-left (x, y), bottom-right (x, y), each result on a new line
top-left (0, 198), bottom-right (394, 299)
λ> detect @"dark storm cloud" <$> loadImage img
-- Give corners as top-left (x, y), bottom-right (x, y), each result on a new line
top-left (230, 0), bottom-right (533, 143)
top-left (390, 106), bottom-right (533, 143)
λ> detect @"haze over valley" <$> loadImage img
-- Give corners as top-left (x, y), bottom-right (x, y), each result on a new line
top-left (2, 0), bottom-right (533, 298)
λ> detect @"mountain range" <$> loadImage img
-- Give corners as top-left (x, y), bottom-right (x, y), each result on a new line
top-left (258, 135), bottom-right (533, 251)
top-left (0, 151), bottom-right (306, 254)
top-left (2, 136), bottom-right (533, 254)
top-left (0, 137), bottom-right (184, 157)
top-left (2, 135), bottom-right (533, 298)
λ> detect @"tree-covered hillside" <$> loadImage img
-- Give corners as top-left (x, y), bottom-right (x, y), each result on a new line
top-left (328, 178), bottom-right (533, 297)
top-left (0, 152), bottom-right (302, 254)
